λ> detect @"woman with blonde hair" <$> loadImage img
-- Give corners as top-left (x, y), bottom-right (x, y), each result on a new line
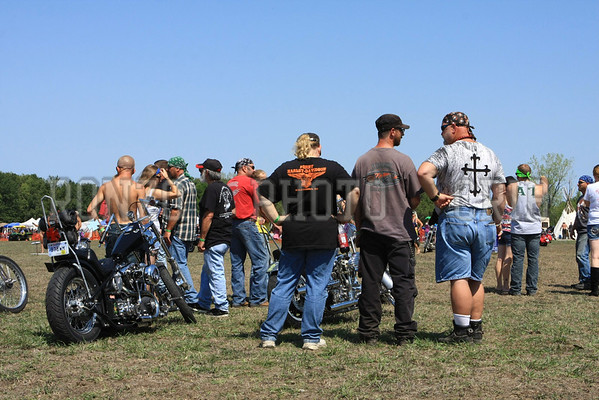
top-left (138, 164), bottom-right (180, 232)
top-left (258, 132), bottom-right (359, 350)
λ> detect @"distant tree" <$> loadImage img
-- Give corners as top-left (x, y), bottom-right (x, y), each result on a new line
top-left (528, 153), bottom-right (573, 225)
top-left (414, 193), bottom-right (434, 221)
top-left (0, 172), bottom-right (49, 222)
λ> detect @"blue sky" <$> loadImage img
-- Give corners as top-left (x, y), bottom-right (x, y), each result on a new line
top-left (1, 1), bottom-right (598, 189)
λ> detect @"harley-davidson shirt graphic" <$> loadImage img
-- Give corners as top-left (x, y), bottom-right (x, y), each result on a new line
top-left (287, 165), bottom-right (327, 190)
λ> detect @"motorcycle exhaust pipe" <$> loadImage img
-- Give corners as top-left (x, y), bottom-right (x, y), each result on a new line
top-left (329, 299), bottom-right (359, 312)
top-left (382, 271), bottom-right (393, 290)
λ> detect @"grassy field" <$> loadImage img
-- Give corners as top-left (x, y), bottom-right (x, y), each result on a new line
top-left (1, 239), bottom-right (597, 399)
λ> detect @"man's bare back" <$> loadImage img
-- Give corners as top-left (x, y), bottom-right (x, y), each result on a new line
top-left (87, 156), bottom-right (146, 224)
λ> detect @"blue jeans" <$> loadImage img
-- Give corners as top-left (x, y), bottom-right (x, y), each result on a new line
top-left (198, 243), bottom-right (229, 311)
top-left (576, 231), bottom-right (590, 283)
top-left (169, 236), bottom-right (199, 303)
top-left (230, 219), bottom-right (270, 305)
top-left (260, 248), bottom-right (335, 343)
top-left (510, 233), bottom-right (541, 294)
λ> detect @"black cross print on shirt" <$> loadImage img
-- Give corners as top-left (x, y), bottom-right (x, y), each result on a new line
top-left (461, 153), bottom-right (490, 196)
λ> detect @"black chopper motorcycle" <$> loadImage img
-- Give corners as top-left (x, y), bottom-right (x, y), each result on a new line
top-left (40, 196), bottom-right (196, 343)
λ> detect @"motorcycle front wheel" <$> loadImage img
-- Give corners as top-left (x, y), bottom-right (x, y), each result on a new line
top-left (0, 255), bottom-right (28, 313)
top-left (45, 267), bottom-right (102, 343)
top-left (158, 266), bottom-right (196, 324)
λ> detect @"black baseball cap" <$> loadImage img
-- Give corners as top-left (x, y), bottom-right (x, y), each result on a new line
top-left (196, 159), bottom-right (223, 172)
top-left (375, 114), bottom-right (410, 133)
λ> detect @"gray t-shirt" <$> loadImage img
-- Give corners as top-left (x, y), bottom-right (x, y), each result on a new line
top-left (426, 141), bottom-right (505, 209)
top-left (352, 148), bottom-right (421, 242)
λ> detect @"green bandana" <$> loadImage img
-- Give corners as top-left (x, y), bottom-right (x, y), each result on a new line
top-left (168, 156), bottom-right (192, 178)
top-left (515, 169), bottom-right (531, 179)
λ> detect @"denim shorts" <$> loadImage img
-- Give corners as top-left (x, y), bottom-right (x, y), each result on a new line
top-left (435, 207), bottom-right (496, 282)
top-left (588, 224), bottom-right (599, 241)
top-left (498, 231), bottom-right (512, 246)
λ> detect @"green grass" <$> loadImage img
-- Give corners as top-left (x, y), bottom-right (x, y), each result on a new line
top-left (1, 240), bottom-right (597, 399)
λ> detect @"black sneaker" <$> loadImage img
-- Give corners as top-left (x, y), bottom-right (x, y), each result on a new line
top-left (438, 322), bottom-right (473, 344)
top-left (470, 321), bottom-right (483, 344)
top-left (359, 336), bottom-right (378, 345)
top-left (209, 308), bottom-right (229, 317)
top-left (396, 336), bottom-right (414, 346)
top-left (188, 303), bottom-right (210, 314)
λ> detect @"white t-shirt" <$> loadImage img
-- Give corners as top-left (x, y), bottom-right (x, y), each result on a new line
top-left (426, 141), bottom-right (505, 209)
top-left (582, 181), bottom-right (599, 225)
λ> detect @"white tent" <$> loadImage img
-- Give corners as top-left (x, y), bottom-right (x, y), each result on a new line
top-left (21, 217), bottom-right (40, 230)
top-left (555, 200), bottom-right (576, 240)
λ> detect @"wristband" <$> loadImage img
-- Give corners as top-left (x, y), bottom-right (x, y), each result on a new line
top-left (274, 216), bottom-right (280, 223)
top-left (430, 192), bottom-right (440, 202)
top-left (165, 229), bottom-right (172, 233)
top-left (199, 238), bottom-right (206, 242)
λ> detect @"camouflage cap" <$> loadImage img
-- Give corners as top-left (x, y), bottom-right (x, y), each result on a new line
top-left (442, 112), bottom-right (475, 131)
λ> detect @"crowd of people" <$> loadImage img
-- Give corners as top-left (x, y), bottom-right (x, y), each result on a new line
top-left (83, 111), bottom-right (599, 350)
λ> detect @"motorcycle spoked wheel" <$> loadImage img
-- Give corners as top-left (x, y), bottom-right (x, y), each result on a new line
top-left (45, 267), bottom-right (102, 343)
top-left (267, 273), bottom-right (303, 328)
top-left (158, 266), bottom-right (196, 324)
top-left (0, 255), bottom-right (28, 313)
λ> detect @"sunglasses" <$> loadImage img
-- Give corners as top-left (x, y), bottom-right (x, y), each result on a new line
top-left (441, 124), bottom-right (450, 131)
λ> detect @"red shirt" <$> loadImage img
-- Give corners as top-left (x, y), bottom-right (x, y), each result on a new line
top-left (227, 175), bottom-right (259, 220)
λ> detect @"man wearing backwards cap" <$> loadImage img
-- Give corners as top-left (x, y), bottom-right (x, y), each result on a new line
top-left (163, 156), bottom-right (200, 307)
top-left (507, 163), bottom-right (548, 297)
top-left (571, 175), bottom-right (594, 290)
top-left (195, 158), bottom-right (235, 316)
top-left (352, 113), bottom-right (422, 346)
top-left (227, 158), bottom-right (270, 308)
top-left (418, 112), bottom-right (506, 343)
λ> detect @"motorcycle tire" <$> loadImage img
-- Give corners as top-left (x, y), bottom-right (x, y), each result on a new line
top-left (0, 255), bottom-right (28, 313)
top-left (45, 267), bottom-right (102, 343)
top-left (267, 272), bottom-right (302, 328)
top-left (158, 266), bottom-right (196, 324)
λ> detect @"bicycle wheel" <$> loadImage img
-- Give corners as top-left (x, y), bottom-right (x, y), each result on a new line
top-left (0, 255), bottom-right (29, 313)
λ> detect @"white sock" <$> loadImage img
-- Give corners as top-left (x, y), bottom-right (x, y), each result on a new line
top-left (470, 318), bottom-right (481, 323)
top-left (453, 313), bottom-right (471, 328)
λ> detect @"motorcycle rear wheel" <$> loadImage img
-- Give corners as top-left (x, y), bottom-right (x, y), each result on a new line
top-left (158, 266), bottom-right (196, 324)
top-left (45, 267), bottom-right (102, 343)
top-left (0, 255), bottom-right (28, 313)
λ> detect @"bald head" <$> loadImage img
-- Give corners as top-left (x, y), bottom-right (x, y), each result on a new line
top-left (117, 155), bottom-right (135, 169)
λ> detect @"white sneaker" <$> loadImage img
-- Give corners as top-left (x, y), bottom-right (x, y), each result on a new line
top-left (260, 340), bottom-right (276, 348)
top-left (302, 338), bottom-right (327, 350)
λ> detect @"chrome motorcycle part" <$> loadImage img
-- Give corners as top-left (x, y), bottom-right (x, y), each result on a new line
top-left (0, 255), bottom-right (28, 313)
top-left (144, 264), bottom-right (160, 285)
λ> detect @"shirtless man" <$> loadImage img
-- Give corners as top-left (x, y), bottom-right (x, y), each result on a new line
top-left (87, 155), bottom-right (146, 256)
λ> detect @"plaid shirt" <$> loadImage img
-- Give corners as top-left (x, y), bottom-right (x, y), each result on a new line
top-left (163, 175), bottom-right (197, 241)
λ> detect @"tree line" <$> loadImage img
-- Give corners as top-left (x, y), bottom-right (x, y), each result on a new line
top-left (0, 153), bottom-right (579, 226)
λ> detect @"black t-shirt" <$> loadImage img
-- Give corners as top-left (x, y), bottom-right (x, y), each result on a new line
top-left (199, 181), bottom-right (235, 249)
top-left (258, 157), bottom-right (354, 250)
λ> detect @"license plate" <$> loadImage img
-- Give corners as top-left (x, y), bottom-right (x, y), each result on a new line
top-left (48, 241), bottom-right (70, 257)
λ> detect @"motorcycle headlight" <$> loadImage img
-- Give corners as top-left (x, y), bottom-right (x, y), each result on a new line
top-left (144, 264), bottom-right (160, 285)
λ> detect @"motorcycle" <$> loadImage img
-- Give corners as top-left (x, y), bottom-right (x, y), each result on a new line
top-left (0, 255), bottom-right (28, 313)
top-left (266, 224), bottom-right (395, 328)
top-left (39, 196), bottom-right (196, 343)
